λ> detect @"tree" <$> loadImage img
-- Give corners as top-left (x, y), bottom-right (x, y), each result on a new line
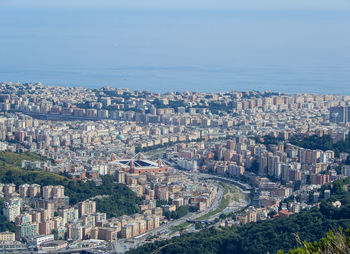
top-left (177, 206), bottom-right (189, 218)
top-left (0, 152), bottom-right (141, 219)
top-left (127, 188), bottom-right (350, 254)
top-left (0, 201), bottom-right (15, 232)
top-left (278, 229), bottom-right (350, 254)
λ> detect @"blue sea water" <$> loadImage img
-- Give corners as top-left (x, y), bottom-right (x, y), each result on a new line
top-left (0, 7), bottom-right (350, 94)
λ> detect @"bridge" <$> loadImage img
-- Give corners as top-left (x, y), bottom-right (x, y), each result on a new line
top-left (49, 247), bottom-right (103, 253)
top-left (199, 175), bottom-right (253, 191)
top-left (186, 219), bottom-right (212, 225)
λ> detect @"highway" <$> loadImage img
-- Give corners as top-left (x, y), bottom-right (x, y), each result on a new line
top-left (196, 173), bottom-right (252, 191)
top-left (111, 171), bottom-right (251, 253)
top-left (62, 169), bottom-right (250, 254)
top-left (112, 182), bottom-right (224, 253)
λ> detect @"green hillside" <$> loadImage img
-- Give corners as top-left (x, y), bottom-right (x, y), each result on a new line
top-left (0, 151), bottom-right (140, 220)
top-left (280, 229), bottom-right (350, 254)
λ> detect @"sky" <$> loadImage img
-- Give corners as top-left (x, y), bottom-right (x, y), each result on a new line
top-left (0, 0), bottom-right (350, 93)
top-left (2, 0), bottom-right (350, 10)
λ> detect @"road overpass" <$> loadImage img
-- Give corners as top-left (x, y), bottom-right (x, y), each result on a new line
top-left (198, 174), bottom-right (252, 191)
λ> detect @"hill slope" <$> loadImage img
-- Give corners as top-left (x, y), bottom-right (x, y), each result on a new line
top-left (127, 179), bottom-right (350, 254)
top-left (0, 151), bottom-right (141, 219)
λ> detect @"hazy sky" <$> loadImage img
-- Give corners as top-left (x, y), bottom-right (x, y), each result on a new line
top-left (2, 0), bottom-right (350, 10)
top-left (1, 0), bottom-right (350, 93)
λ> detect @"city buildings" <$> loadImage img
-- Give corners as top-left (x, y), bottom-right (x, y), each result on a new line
top-left (0, 83), bottom-right (350, 252)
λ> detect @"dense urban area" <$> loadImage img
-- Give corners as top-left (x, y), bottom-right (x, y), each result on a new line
top-left (1, 81), bottom-right (350, 253)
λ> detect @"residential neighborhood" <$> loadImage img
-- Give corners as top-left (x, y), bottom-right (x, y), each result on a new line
top-left (0, 82), bottom-right (350, 252)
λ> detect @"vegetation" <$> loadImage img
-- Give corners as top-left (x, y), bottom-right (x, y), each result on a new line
top-left (289, 134), bottom-right (350, 158)
top-left (255, 135), bottom-right (284, 146)
top-left (154, 98), bottom-right (236, 114)
top-left (279, 229), bottom-right (350, 254)
top-left (170, 222), bottom-right (191, 231)
top-left (66, 176), bottom-right (141, 217)
top-left (0, 163), bottom-right (68, 187)
top-left (164, 206), bottom-right (189, 220)
top-left (0, 151), bottom-right (53, 167)
top-left (241, 91), bottom-right (281, 99)
top-left (0, 151), bottom-right (140, 220)
top-left (127, 179), bottom-right (350, 254)
top-left (95, 189), bottom-right (141, 218)
top-left (255, 133), bottom-right (350, 161)
top-left (129, 208), bottom-right (350, 254)
top-left (156, 200), bottom-right (173, 207)
top-left (249, 160), bottom-right (259, 174)
top-left (0, 201), bottom-right (15, 232)
top-left (152, 99), bottom-right (187, 109)
top-left (194, 183), bottom-right (242, 222)
top-left (196, 198), bottom-right (229, 221)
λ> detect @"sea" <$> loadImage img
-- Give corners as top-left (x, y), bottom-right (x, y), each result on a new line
top-left (1, 7), bottom-right (350, 94)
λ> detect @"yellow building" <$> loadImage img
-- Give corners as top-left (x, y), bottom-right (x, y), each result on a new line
top-left (0, 232), bottom-right (15, 242)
